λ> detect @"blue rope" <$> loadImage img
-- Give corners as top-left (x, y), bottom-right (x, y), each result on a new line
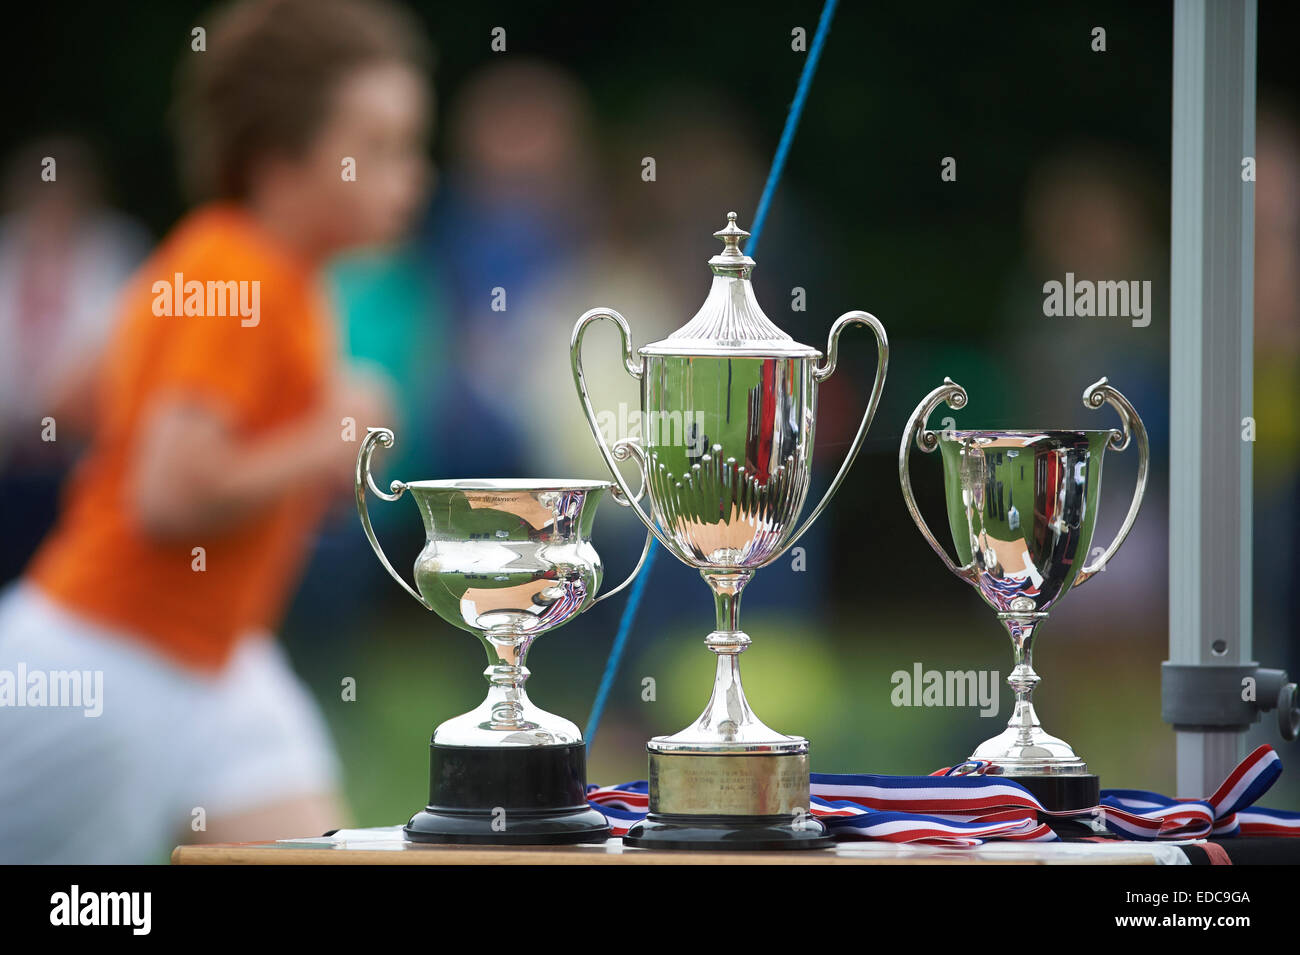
top-left (584, 0), bottom-right (840, 749)
top-left (584, 541), bottom-right (657, 743)
top-left (749, 0), bottom-right (840, 258)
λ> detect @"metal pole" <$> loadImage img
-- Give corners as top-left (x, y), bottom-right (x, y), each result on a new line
top-left (1167, 0), bottom-right (1257, 797)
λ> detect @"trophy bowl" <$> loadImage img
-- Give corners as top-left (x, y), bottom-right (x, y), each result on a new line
top-left (356, 427), bottom-right (650, 844)
top-left (899, 378), bottom-right (1149, 811)
top-left (571, 213), bottom-right (888, 849)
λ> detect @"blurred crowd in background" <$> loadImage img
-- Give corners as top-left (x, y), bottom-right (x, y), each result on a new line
top-left (2, 0), bottom-right (1297, 831)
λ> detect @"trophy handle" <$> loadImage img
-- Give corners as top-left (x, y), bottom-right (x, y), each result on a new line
top-left (898, 378), bottom-right (978, 582)
top-left (592, 527), bottom-right (655, 606)
top-left (356, 426), bottom-right (432, 610)
top-left (1074, 377), bottom-right (1149, 587)
top-left (571, 308), bottom-right (690, 562)
top-left (773, 310), bottom-right (889, 558)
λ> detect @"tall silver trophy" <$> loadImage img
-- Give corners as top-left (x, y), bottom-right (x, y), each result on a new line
top-left (356, 427), bottom-right (650, 843)
top-left (572, 213), bottom-right (888, 849)
top-left (899, 378), bottom-right (1148, 811)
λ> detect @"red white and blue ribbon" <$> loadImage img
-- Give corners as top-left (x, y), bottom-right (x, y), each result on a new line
top-left (585, 744), bottom-right (1300, 846)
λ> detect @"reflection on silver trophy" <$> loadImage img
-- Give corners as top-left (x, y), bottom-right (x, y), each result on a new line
top-left (899, 377), bottom-right (1148, 810)
top-left (356, 426), bottom-right (650, 844)
top-left (572, 213), bottom-right (888, 849)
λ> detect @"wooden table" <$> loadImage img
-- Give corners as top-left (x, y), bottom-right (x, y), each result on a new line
top-left (172, 826), bottom-right (1171, 864)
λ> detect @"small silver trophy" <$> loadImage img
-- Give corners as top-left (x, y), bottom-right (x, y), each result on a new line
top-left (899, 378), bottom-right (1149, 810)
top-left (356, 427), bottom-right (650, 843)
top-left (572, 213), bottom-right (888, 849)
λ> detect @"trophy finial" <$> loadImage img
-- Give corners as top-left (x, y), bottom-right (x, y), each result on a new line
top-left (708, 212), bottom-right (754, 275)
top-left (713, 212), bottom-right (751, 259)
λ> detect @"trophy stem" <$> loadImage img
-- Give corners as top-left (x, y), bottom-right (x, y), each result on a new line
top-left (706, 569), bottom-right (752, 649)
top-left (697, 569), bottom-right (758, 741)
top-left (478, 632), bottom-right (537, 731)
top-left (1000, 612), bottom-right (1044, 747)
top-left (647, 568), bottom-right (799, 748)
top-left (964, 611), bottom-right (1100, 815)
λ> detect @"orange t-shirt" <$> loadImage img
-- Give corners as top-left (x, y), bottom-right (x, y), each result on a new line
top-left (28, 202), bottom-right (337, 672)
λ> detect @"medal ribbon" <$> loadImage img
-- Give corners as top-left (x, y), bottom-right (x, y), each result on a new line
top-left (585, 744), bottom-right (1300, 846)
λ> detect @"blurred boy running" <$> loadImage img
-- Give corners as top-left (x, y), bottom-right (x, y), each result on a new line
top-left (0, 0), bottom-right (432, 861)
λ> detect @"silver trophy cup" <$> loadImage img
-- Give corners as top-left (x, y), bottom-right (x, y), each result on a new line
top-left (572, 213), bottom-right (888, 849)
top-left (356, 427), bottom-right (650, 843)
top-left (899, 378), bottom-right (1149, 810)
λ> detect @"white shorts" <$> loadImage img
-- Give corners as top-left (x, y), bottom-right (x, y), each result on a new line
top-left (0, 582), bottom-right (342, 863)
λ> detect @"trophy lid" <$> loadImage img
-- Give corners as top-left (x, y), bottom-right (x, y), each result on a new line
top-left (639, 212), bottom-right (822, 359)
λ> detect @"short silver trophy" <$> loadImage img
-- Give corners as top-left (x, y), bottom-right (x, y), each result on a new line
top-left (572, 213), bottom-right (888, 849)
top-left (899, 378), bottom-right (1148, 810)
top-left (356, 427), bottom-right (650, 843)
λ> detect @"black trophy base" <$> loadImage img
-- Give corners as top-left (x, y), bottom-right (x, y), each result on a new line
top-left (1001, 772), bottom-right (1101, 814)
top-left (405, 805), bottom-right (611, 845)
top-left (622, 813), bottom-right (834, 851)
top-left (404, 741), bottom-right (610, 846)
